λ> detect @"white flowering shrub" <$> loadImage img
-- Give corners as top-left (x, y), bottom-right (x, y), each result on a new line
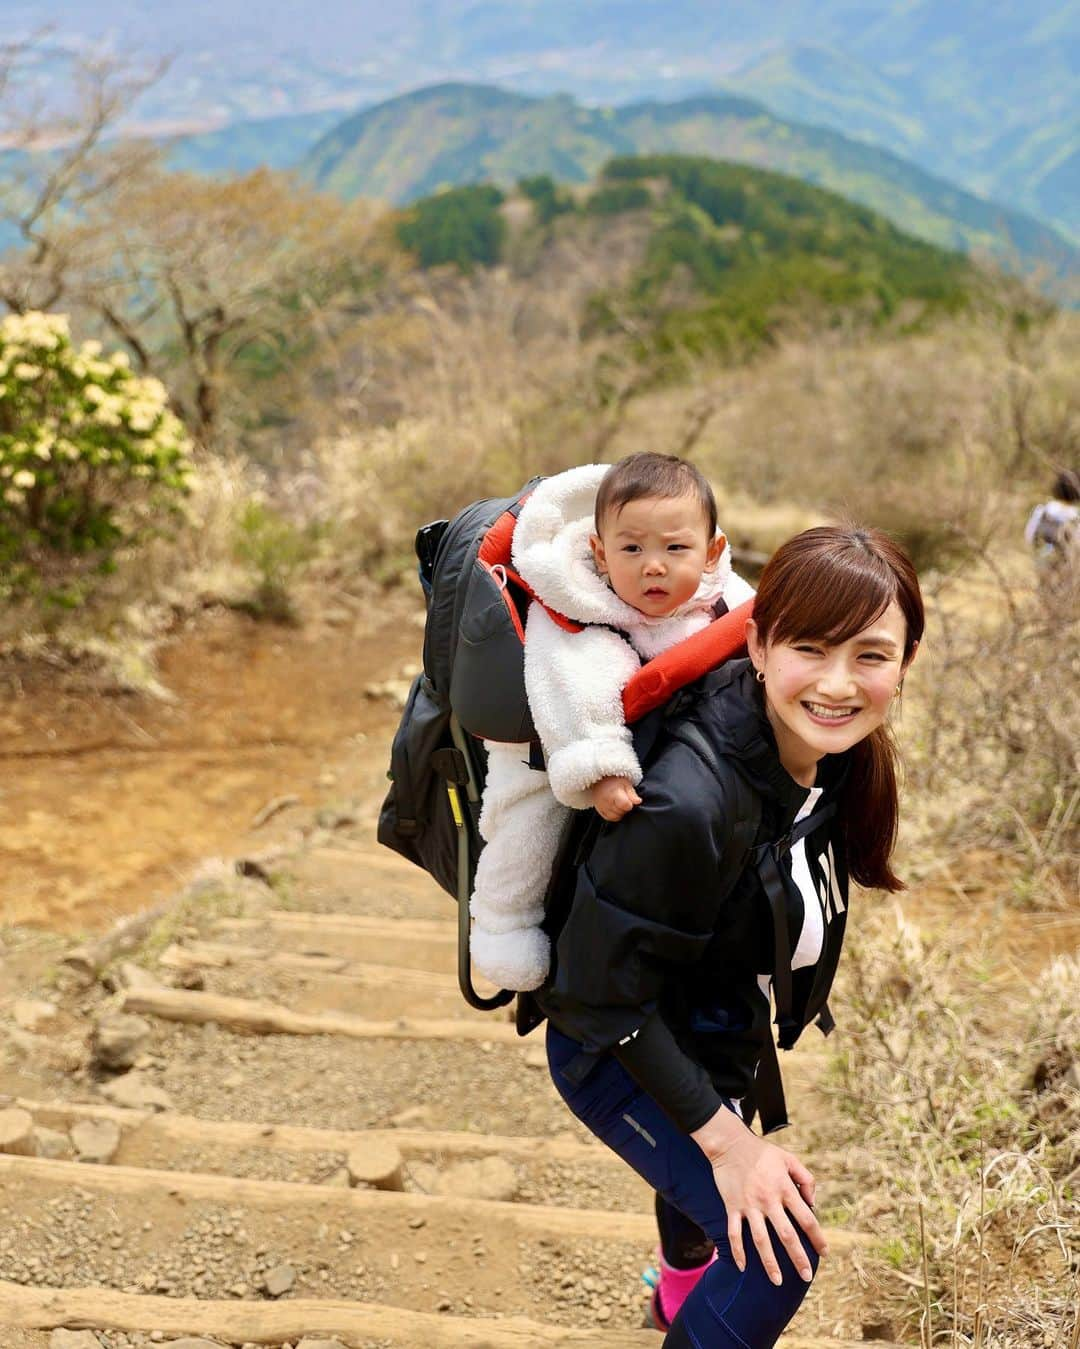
top-left (0, 311), bottom-right (194, 577)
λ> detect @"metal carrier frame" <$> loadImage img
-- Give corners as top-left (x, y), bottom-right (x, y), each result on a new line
top-left (446, 715), bottom-right (515, 1013)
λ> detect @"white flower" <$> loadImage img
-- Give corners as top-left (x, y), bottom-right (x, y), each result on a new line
top-left (80, 339), bottom-right (103, 358)
top-left (13, 362), bottom-right (42, 381)
top-left (110, 350), bottom-right (131, 369)
top-left (84, 385), bottom-right (106, 405)
top-left (3, 487), bottom-right (24, 504)
top-left (135, 375), bottom-right (168, 404)
top-left (1, 310), bottom-right (69, 352)
top-left (13, 469), bottom-right (36, 488)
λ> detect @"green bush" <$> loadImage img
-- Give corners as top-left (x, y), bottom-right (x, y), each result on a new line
top-left (231, 499), bottom-right (314, 623)
top-left (585, 182), bottom-right (652, 216)
top-left (397, 185), bottom-right (507, 270)
top-left (517, 174), bottom-right (575, 225)
top-left (0, 311), bottom-right (194, 585)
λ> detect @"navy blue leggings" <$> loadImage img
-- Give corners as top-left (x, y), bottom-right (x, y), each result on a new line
top-left (547, 1025), bottom-right (819, 1348)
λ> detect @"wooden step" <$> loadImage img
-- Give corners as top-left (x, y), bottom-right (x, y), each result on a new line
top-left (0, 1152), bottom-right (653, 1242)
top-left (120, 986), bottom-right (522, 1044)
top-left (0, 1281), bottom-right (897, 1347)
top-left (0, 1280), bottom-right (650, 1346)
top-left (160, 940), bottom-right (459, 991)
top-left (15, 1097), bottom-right (607, 1166)
top-left (158, 941), bottom-right (473, 1018)
top-left (214, 911), bottom-right (458, 970)
top-left (0, 1153), bottom-right (869, 1252)
top-left (218, 911), bottom-right (457, 940)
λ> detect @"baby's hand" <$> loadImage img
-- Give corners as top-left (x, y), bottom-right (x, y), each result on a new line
top-left (589, 776), bottom-right (642, 822)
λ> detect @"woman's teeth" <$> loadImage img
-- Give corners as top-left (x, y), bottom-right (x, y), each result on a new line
top-left (804, 702), bottom-right (856, 720)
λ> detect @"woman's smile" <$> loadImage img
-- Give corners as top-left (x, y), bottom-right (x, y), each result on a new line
top-left (801, 700), bottom-right (860, 724)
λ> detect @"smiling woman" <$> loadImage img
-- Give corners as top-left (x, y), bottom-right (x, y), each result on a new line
top-left (531, 522), bottom-right (926, 1346)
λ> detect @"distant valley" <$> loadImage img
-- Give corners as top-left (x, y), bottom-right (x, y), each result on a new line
top-left (161, 83), bottom-right (1078, 286)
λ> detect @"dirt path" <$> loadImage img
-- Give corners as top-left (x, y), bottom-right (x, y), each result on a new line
top-left (1, 596), bottom-right (422, 935)
top-left (1, 593), bottom-right (1075, 1346)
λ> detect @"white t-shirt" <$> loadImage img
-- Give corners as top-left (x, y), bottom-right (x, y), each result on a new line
top-left (758, 786), bottom-right (845, 1003)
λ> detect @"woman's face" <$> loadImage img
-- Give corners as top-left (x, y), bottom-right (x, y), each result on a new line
top-left (746, 600), bottom-right (913, 785)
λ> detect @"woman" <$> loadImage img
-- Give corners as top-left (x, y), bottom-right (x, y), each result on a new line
top-left (533, 524), bottom-right (923, 1348)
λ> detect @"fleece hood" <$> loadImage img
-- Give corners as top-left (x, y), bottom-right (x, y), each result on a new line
top-left (511, 464), bottom-right (735, 659)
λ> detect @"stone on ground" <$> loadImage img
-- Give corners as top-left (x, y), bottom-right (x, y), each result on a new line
top-left (436, 1155), bottom-right (519, 1201)
top-left (98, 1070), bottom-right (173, 1111)
top-left (91, 1011), bottom-right (152, 1069)
top-left (32, 1125), bottom-right (73, 1159)
top-left (49, 1331), bottom-right (101, 1349)
top-left (264, 1262), bottom-right (296, 1296)
top-left (0, 1107), bottom-right (35, 1156)
top-left (13, 998), bottom-right (58, 1031)
top-left (71, 1117), bottom-right (122, 1164)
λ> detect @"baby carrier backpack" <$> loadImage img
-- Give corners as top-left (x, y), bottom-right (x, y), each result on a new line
top-left (377, 478), bottom-right (752, 1011)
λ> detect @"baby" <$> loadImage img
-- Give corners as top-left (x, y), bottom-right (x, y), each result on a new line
top-left (469, 452), bottom-right (754, 991)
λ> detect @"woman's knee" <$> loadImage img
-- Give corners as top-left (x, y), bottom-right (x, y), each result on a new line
top-left (667, 1222), bottom-right (818, 1347)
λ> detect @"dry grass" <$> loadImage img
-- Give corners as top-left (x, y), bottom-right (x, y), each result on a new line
top-left (0, 454), bottom-right (261, 692)
top-left (902, 547), bottom-right (1079, 907)
top-left (822, 908), bottom-right (1079, 1346)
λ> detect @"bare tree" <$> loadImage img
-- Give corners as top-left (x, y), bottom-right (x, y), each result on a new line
top-left (0, 35), bottom-right (164, 313)
top-left (78, 166), bottom-right (389, 445)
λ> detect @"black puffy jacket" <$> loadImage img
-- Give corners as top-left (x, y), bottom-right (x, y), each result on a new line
top-left (534, 659), bottom-right (849, 1134)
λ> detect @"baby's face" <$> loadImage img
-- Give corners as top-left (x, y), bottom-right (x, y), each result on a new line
top-left (591, 493), bottom-right (722, 617)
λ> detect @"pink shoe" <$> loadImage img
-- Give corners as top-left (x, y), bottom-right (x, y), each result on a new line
top-left (642, 1285), bottom-right (671, 1332)
top-left (641, 1250), bottom-right (716, 1330)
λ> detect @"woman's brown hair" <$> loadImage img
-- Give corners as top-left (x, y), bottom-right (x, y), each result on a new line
top-left (752, 525), bottom-right (924, 892)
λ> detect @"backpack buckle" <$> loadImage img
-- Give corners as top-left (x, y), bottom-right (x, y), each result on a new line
top-left (431, 747), bottom-right (470, 786)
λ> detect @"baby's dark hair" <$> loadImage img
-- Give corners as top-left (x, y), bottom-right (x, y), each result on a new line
top-left (594, 452), bottom-right (718, 536)
top-left (1053, 469), bottom-right (1080, 503)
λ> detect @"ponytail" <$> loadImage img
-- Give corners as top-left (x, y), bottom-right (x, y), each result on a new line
top-left (844, 725), bottom-right (903, 891)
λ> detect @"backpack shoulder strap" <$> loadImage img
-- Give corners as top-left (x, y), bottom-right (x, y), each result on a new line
top-left (665, 721), bottom-right (762, 908)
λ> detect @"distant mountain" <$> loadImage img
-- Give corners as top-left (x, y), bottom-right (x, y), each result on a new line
top-left (299, 84), bottom-right (1079, 284)
top-left (723, 42), bottom-right (1079, 244)
top-left (161, 111), bottom-right (343, 177)
top-left (17, 4), bottom-right (1077, 238)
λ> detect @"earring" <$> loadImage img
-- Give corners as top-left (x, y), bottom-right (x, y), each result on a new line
top-left (755, 669), bottom-right (766, 684)
top-left (895, 682), bottom-right (903, 697)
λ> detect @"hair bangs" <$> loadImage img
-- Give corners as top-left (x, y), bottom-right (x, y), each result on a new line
top-left (771, 551), bottom-right (897, 648)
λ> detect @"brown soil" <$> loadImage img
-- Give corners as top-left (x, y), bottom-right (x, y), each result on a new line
top-left (0, 595), bottom-right (422, 936)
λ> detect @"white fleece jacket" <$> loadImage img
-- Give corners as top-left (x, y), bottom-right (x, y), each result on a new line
top-left (512, 463), bottom-right (755, 808)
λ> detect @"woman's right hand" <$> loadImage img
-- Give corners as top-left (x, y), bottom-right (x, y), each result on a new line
top-left (690, 1106), bottom-right (827, 1286)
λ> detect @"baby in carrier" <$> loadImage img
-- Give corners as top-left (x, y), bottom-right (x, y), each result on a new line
top-left (470, 452), bottom-right (754, 991)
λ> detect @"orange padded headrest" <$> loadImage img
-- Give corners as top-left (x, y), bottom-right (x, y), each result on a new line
top-left (622, 599), bottom-right (752, 725)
